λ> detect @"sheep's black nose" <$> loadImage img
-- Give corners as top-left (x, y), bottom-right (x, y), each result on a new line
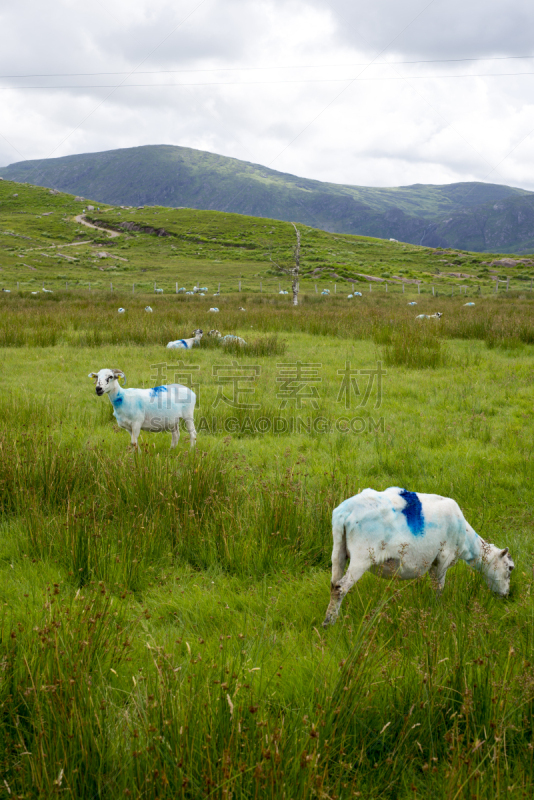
top-left (96, 386), bottom-right (104, 396)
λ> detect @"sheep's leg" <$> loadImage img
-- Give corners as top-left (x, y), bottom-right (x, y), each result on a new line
top-left (322, 560), bottom-right (369, 628)
top-left (331, 535), bottom-right (348, 586)
top-left (185, 417), bottom-right (197, 447)
top-left (429, 559), bottom-right (449, 596)
top-left (171, 426), bottom-right (180, 449)
top-left (130, 422), bottom-right (142, 448)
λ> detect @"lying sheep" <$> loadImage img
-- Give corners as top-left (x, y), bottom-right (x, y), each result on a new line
top-left (208, 308), bottom-right (219, 313)
top-left (220, 334), bottom-right (246, 346)
top-left (145, 306), bottom-right (153, 312)
top-left (416, 312), bottom-right (442, 319)
top-left (208, 329), bottom-right (222, 337)
top-left (167, 329), bottom-right (203, 349)
top-left (89, 369), bottom-right (196, 448)
top-left (118, 308), bottom-right (126, 313)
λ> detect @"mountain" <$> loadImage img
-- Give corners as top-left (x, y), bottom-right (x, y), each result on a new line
top-left (2, 144), bottom-right (534, 252)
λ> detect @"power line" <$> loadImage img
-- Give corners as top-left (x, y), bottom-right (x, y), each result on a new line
top-left (2, 72), bottom-right (534, 90)
top-left (1, 54), bottom-right (534, 80)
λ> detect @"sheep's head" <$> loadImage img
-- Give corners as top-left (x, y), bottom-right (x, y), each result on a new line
top-left (483, 545), bottom-right (514, 595)
top-left (89, 368), bottom-right (126, 395)
top-left (192, 329), bottom-right (203, 338)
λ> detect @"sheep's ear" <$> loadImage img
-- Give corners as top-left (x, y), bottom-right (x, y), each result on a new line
top-left (500, 547), bottom-right (509, 558)
top-left (88, 372), bottom-right (98, 379)
top-left (113, 369), bottom-right (126, 386)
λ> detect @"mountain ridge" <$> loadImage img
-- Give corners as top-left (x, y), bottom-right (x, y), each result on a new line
top-left (2, 144), bottom-right (534, 252)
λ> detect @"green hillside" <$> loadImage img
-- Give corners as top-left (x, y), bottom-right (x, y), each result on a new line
top-left (1, 178), bottom-right (534, 297)
top-left (1, 145), bottom-right (533, 252)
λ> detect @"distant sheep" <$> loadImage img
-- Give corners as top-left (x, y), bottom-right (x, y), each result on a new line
top-left (208, 308), bottom-right (219, 313)
top-left (167, 329), bottom-right (203, 350)
top-left (220, 334), bottom-right (246, 346)
top-left (321, 289), bottom-right (330, 295)
top-left (416, 312), bottom-right (442, 319)
top-left (89, 368), bottom-right (196, 448)
top-left (145, 306), bottom-right (153, 312)
top-left (408, 301), bottom-right (417, 306)
top-left (155, 288), bottom-right (164, 294)
top-left (347, 294), bottom-right (353, 299)
top-left (118, 308), bottom-right (126, 313)
top-left (354, 292), bottom-right (362, 297)
top-left (279, 290), bottom-right (289, 295)
top-left (464, 302), bottom-right (475, 306)
top-left (42, 288), bottom-right (53, 293)
top-left (31, 291), bottom-right (40, 296)
top-left (238, 307), bottom-right (246, 311)
top-left (208, 329), bottom-right (222, 337)
top-left (177, 287), bottom-right (186, 293)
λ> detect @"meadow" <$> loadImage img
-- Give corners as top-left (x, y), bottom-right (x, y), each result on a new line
top-left (1, 283), bottom-right (534, 799)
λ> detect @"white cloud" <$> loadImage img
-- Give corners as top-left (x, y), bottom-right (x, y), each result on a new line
top-left (1, 0), bottom-right (534, 190)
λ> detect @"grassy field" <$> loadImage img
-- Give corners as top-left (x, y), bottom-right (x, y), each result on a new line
top-left (2, 178), bottom-right (534, 298)
top-left (1, 275), bottom-right (534, 798)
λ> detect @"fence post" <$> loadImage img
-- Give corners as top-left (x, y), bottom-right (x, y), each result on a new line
top-left (239, 280), bottom-right (241, 292)
top-left (335, 283), bottom-right (337, 293)
top-left (385, 283), bottom-right (388, 292)
top-left (218, 282), bottom-right (221, 293)
top-left (133, 283), bottom-right (135, 293)
top-left (17, 282), bottom-right (19, 289)
top-left (260, 280), bottom-right (262, 292)
top-left (369, 283), bottom-right (372, 292)
top-left (154, 282), bottom-right (156, 293)
top-left (175, 282), bottom-right (178, 293)
top-left (402, 283), bottom-right (404, 293)
top-left (495, 280), bottom-right (498, 293)
top-left (506, 276), bottom-right (510, 291)
top-left (432, 286), bottom-right (434, 296)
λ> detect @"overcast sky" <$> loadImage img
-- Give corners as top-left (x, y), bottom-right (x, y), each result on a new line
top-left (1, 0), bottom-right (534, 189)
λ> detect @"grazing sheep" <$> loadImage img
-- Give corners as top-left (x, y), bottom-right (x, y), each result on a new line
top-left (416, 312), bottom-right (442, 319)
top-left (347, 294), bottom-right (353, 299)
top-left (321, 289), bottom-right (330, 295)
top-left (145, 306), bottom-right (153, 312)
top-left (322, 487), bottom-right (514, 627)
top-left (354, 292), bottom-right (362, 297)
top-left (279, 290), bottom-right (289, 295)
top-left (89, 368), bottom-right (196, 448)
top-left (208, 329), bottom-right (222, 337)
top-left (208, 308), bottom-right (219, 313)
top-left (118, 308), bottom-right (126, 313)
top-left (42, 288), bottom-right (53, 293)
top-left (177, 287), bottom-right (186, 293)
top-left (185, 291), bottom-right (194, 295)
top-left (155, 288), bottom-right (164, 294)
top-left (238, 307), bottom-right (246, 311)
top-left (2, 289), bottom-right (10, 293)
top-left (31, 291), bottom-right (40, 295)
top-left (166, 329), bottom-right (203, 349)
top-left (408, 301), bottom-right (417, 306)
top-left (464, 302), bottom-right (475, 306)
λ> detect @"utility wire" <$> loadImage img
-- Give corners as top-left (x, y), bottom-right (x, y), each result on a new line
top-left (1, 54), bottom-right (534, 79)
top-left (3, 72), bottom-right (534, 90)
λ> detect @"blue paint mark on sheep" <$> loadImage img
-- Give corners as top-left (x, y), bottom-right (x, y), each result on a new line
top-left (149, 386), bottom-right (168, 399)
top-left (112, 395), bottom-right (123, 407)
top-left (399, 489), bottom-right (425, 536)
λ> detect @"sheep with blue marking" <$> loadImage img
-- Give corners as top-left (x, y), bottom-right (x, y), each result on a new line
top-left (166, 329), bottom-right (203, 349)
top-left (322, 487), bottom-right (514, 627)
top-left (89, 369), bottom-right (197, 448)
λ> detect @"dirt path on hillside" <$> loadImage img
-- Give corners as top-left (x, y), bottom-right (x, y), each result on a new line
top-left (74, 214), bottom-right (120, 238)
